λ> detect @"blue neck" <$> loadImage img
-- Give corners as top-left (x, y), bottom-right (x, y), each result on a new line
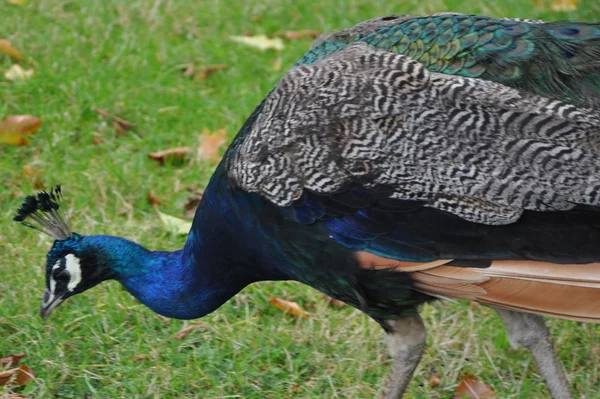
top-left (119, 248), bottom-right (242, 320)
top-left (81, 234), bottom-right (259, 319)
top-left (80, 166), bottom-right (291, 319)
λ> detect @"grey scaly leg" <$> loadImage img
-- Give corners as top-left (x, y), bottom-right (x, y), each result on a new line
top-left (492, 307), bottom-right (573, 399)
top-left (380, 314), bottom-right (426, 399)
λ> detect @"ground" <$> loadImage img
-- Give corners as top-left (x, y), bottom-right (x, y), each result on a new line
top-left (1, 1), bottom-right (599, 398)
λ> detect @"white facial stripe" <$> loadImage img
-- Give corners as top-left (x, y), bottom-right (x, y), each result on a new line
top-left (43, 291), bottom-right (55, 306)
top-left (64, 254), bottom-right (82, 291)
top-left (50, 259), bottom-right (60, 294)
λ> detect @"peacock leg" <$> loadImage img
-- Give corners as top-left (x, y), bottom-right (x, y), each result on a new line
top-left (380, 314), bottom-right (426, 399)
top-left (492, 307), bottom-right (573, 399)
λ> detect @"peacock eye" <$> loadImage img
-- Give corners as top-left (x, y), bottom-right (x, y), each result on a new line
top-left (53, 269), bottom-right (70, 282)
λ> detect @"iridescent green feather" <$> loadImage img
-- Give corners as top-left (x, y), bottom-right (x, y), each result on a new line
top-left (300, 13), bottom-right (600, 107)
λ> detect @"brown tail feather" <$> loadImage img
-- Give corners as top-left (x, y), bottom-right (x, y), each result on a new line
top-left (477, 278), bottom-right (600, 322)
top-left (357, 252), bottom-right (600, 323)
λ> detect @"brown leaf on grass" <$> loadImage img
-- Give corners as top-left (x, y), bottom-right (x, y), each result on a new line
top-left (192, 64), bottom-right (228, 81)
top-left (291, 383), bottom-right (302, 392)
top-left (147, 192), bottom-right (162, 207)
top-left (0, 365), bottom-right (35, 386)
top-left (455, 375), bottom-right (495, 399)
top-left (0, 115), bottom-right (42, 145)
top-left (276, 29), bottom-right (321, 41)
top-left (133, 354), bottom-right (148, 361)
top-left (181, 63), bottom-right (195, 78)
top-left (197, 128), bottom-right (227, 162)
top-left (148, 146), bottom-right (192, 165)
top-left (112, 120), bottom-right (126, 136)
top-left (175, 322), bottom-right (208, 339)
top-left (22, 165), bottom-right (44, 189)
top-left (0, 39), bottom-right (23, 61)
top-left (95, 107), bottom-right (136, 136)
top-left (5, 64), bottom-right (34, 81)
top-left (92, 134), bottom-right (103, 145)
top-left (183, 189), bottom-right (204, 219)
top-left (470, 301), bottom-right (481, 311)
top-left (269, 296), bottom-right (310, 318)
top-left (428, 375), bottom-right (441, 387)
top-left (0, 353), bottom-right (25, 368)
top-left (551, 0), bottom-right (579, 10)
top-left (322, 294), bottom-right (345, 308)
top-left (532, 0), bottom-right (579, 10)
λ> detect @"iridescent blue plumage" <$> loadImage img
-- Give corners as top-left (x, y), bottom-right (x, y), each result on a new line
top-left (47, 235), bottom-right (224, 319)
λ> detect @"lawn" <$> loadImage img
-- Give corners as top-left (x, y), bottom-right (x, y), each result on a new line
top-left (1, 0), bottom-right (599, 398)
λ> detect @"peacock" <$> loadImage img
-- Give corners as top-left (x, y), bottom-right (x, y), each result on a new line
top-left (14, 13), bottom-right (600, 398)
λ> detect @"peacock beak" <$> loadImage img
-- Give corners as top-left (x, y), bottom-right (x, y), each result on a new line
top-left (40, 289), bottom-right (64, 320)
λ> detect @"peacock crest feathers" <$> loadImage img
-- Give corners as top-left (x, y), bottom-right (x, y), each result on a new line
top-left (14, 185), bottom-right (72, 240)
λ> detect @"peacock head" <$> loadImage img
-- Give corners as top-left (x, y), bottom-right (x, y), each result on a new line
top-left (13, 186), bottom-right (115, 319)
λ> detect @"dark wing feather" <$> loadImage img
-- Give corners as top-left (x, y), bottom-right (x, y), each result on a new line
top-left (294, 190), bottom-right (600, 264)
top-left (229, 42), bottom-right (600, 226)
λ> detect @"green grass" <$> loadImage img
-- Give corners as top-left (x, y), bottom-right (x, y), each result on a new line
top-left (1, 1), bottom-right (599, 398)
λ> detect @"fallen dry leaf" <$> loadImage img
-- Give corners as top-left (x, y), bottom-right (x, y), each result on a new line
top-left (182, 63), bottom-right (195, 78)
top-left (455, 375), bottom-right (495, 399)
top-left (147, 192), bottom-right (162, 207)
top-left (0, 354), bottom-right (25, 368)
top-left (148, 146), bottom-right (192, 165)
top-left (156, 210), bottom-right (192, 235)
top-left (92, 135), bottom-right (103, 145)
top-left (0, 39), bottom-right (23, 60)
top-left (532, 0), bottom-right (579, 10)
top-left (133, 354), bottom-right (148, 361)
top-left (269, 296), bottom-right (310, 318)
top-left (112, 120), bottom-right (126, 136)
top-left (175, 322), bottom-right (208, 339)
top-left (0, 115), bottom-right (42, 145)
top-left (5, 64), bottom-right (34, 81)
top-left (197, 128), bottom-right (227, 162)
top-left (0, 365), bottom-right (35, 387)
top-left (322, 294), bottom-right (345, 308)
top-left (291, 383), bottom-right (302, 392)
top-left (470, 301), bottom-right (481, 310)
top-left (276, 29), bottom-right (321, 41)
top-left (230, 34), bottom-right (285, 51)
top-left (191, 64), bottom-right (228, 81)
top-left (551, 0), bottom-right (579, 10)
top-left (22, 165), bottom-right (44, 189)
top-left (183, 189), bottom-right (204, 219)
top-left (95, 107), bottom-right (136, 136)
top-left (428, 375), bottom-right (441, 387)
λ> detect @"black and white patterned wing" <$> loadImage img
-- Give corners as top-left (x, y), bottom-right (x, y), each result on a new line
top-left (228, 43), bottom-right (600, 225)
